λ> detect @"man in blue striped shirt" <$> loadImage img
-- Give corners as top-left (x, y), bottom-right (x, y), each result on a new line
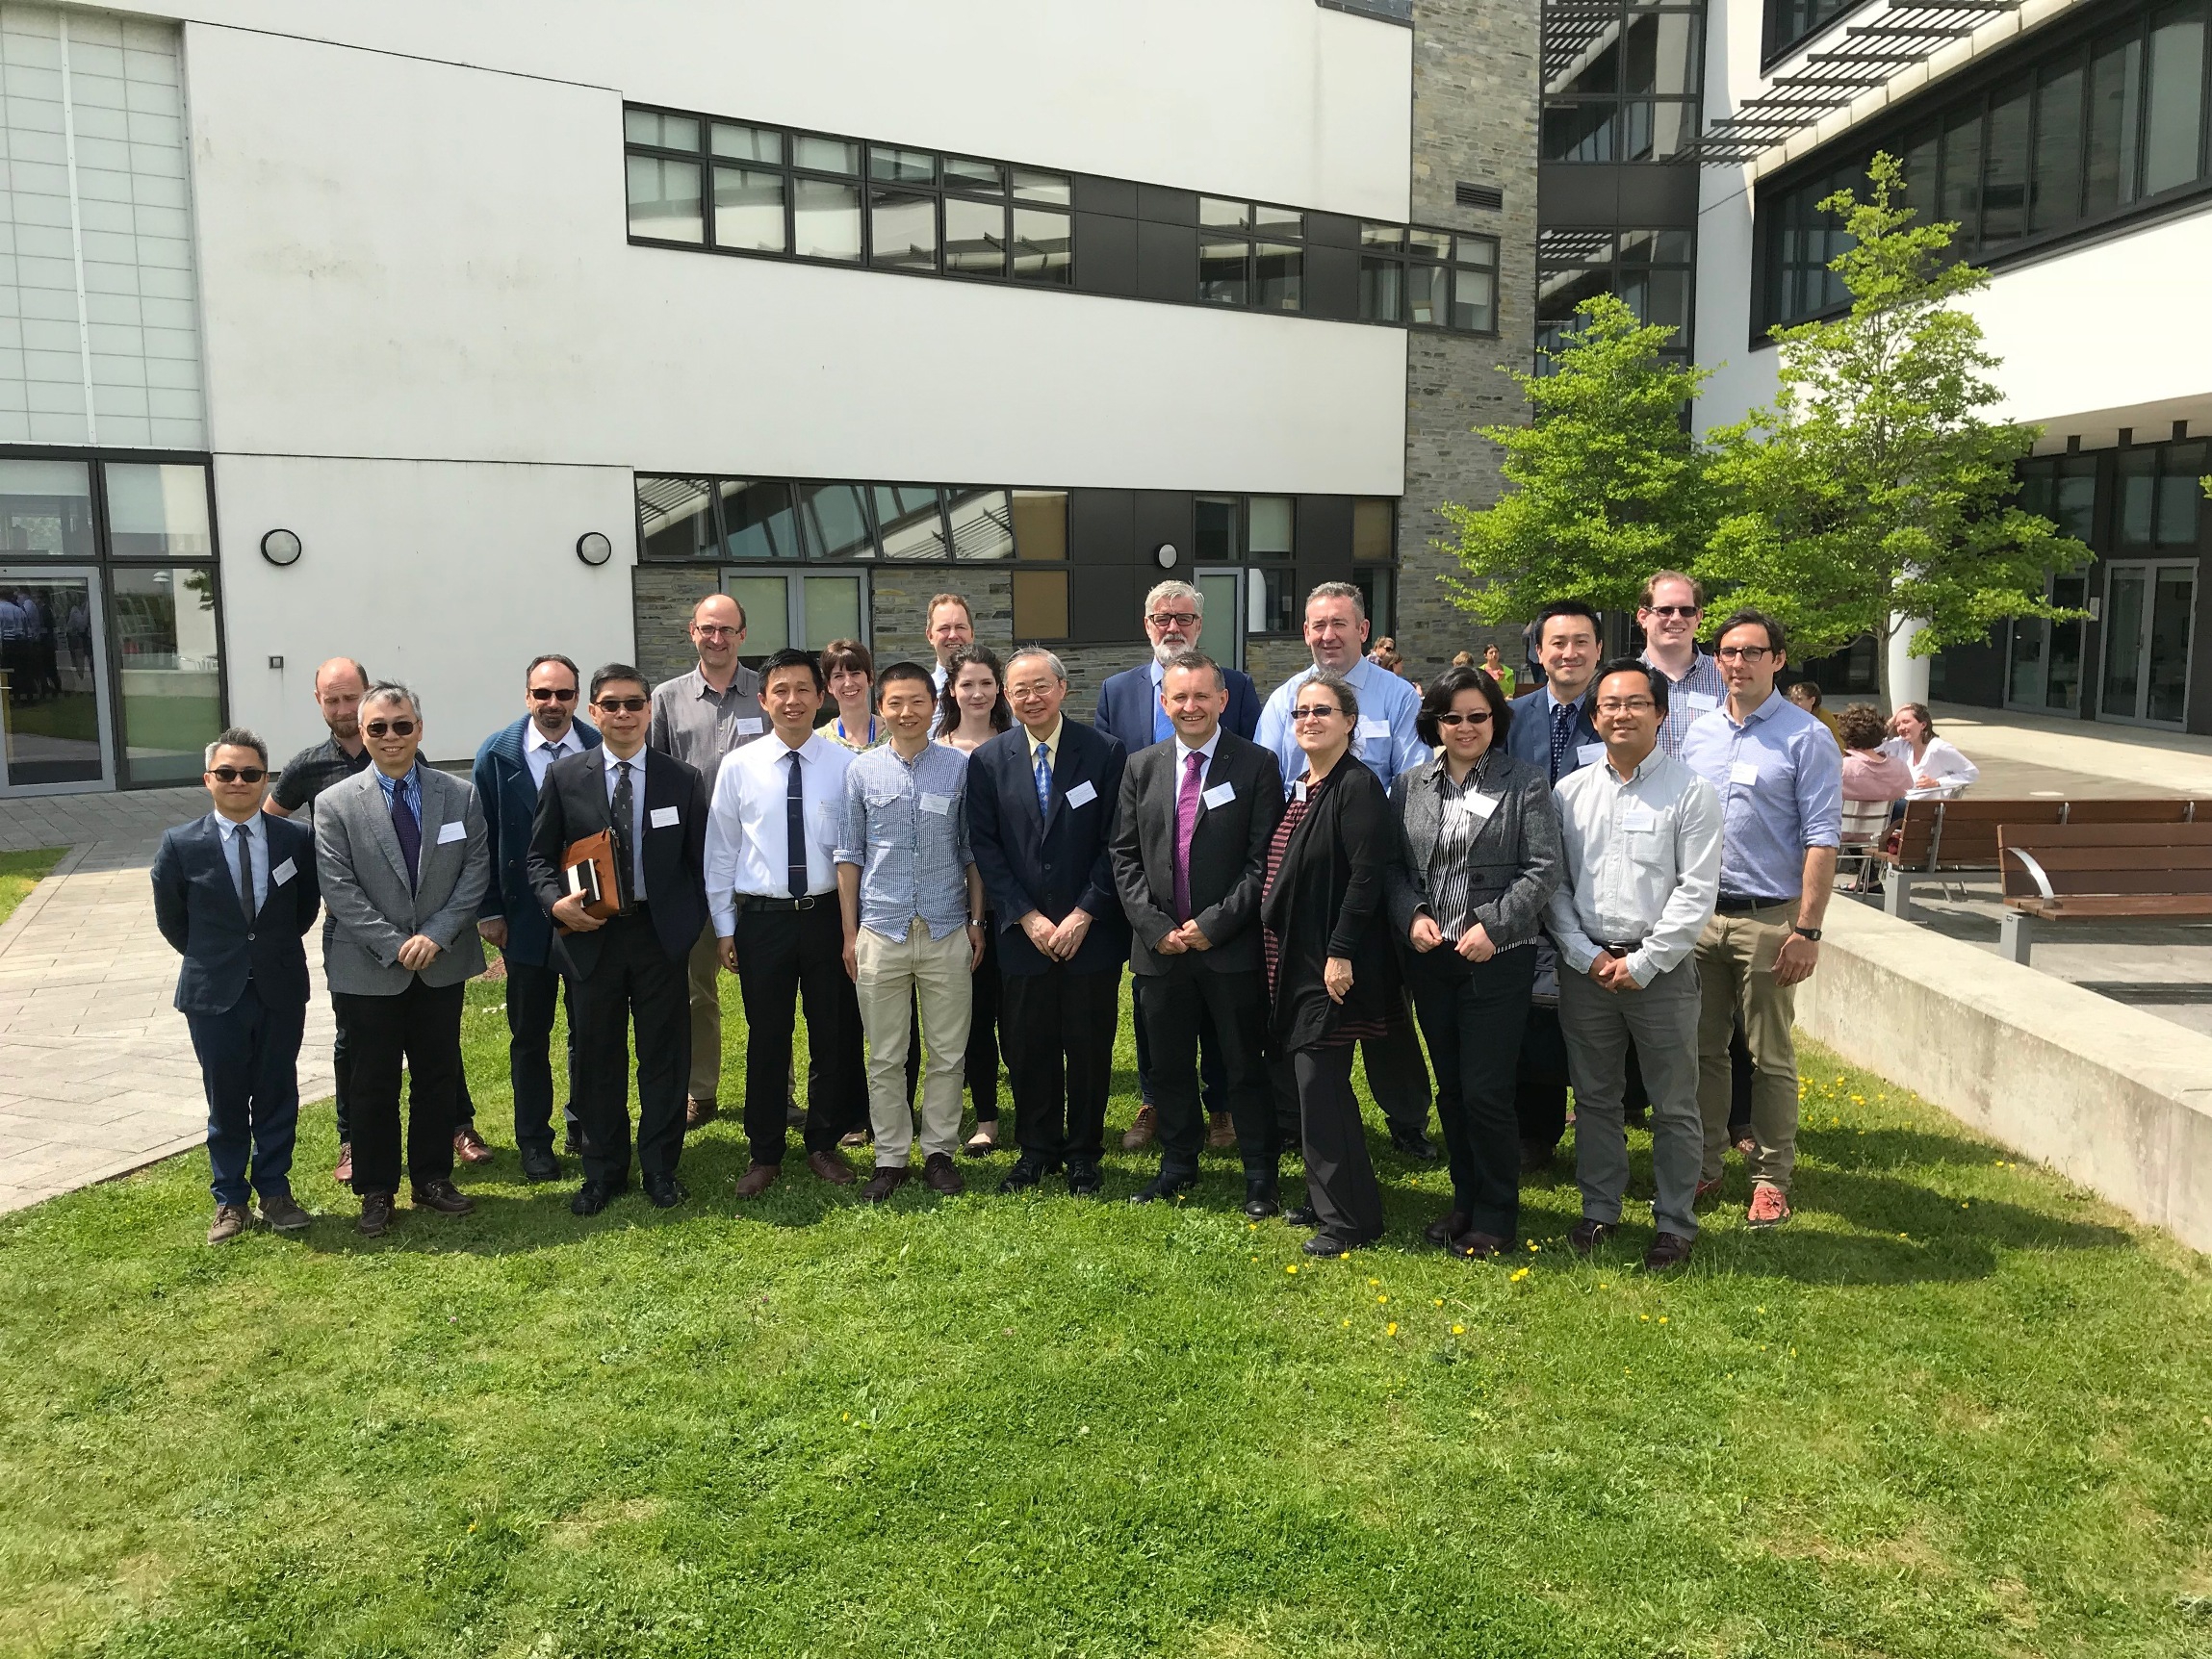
top-left (1636, 571), bottom-right (1728, 758)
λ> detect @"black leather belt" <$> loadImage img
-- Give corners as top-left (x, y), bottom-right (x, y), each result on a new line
top-left (1714, 894), bottom-right (1791, 914)
top-left (1598, 941), bottom-right (1640, 957)
top-left (742, 894), bottom-right (824, 912)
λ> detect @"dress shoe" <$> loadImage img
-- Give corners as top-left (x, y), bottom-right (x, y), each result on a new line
top-left (1569, 1217), bottom-right (1616, 1257)
top-left (1424, 1209), bottom-right (1473, 1247)
top-left (1285, 1203), bottom-right (1321, 1228)
top-left (207, 1202), bottom-right (250, 1245)
top-left (861, 1165), bottom-right (910, 1204)
top-left (1390, 1126), bottom-right (1441, 1161)
top-left (839, 1127), bottom-right (872, 1148)
top-left (1243, 1185), bottom-right (1281, 1220)
top-left (733, 1161), bottom-right (779, 1199)
top-left (259, 1192), bottom-right (311, 1233)
top-left (1304, 1232), bottom-right (1373, 1256)
top-left (1643, 1231), bottom-right (1694, 1272)
top-left (807, 1149), bottom-right (857, 1187)
top-left (644, 1174), bottom-right (689, 1210)
top-left (357, 1191), bottom-right (396, 1237)
top-left (1519, 1140), bottom-right (1556, 1175)
top-left (999, 1155), bottom-right (1050, 1194)
top-left (685, 1096), bottom-right (719, 1129)
top-left (1130, 1170), bottom-right (1196, 1205)
top-left (1064, 1158), bottom-right (1103, 1197)
top-left (411, 1179), bottom-right (476, 1216)
top-left (1206, 1110), bottom-right (1237, 1151)
top-left (784, 1102), bottom-right (806, 1129)
top-left (519, 1144), bottom-right (561, 1184)
top-left (571, 1179), bottom-right (621, 1216)
top-left (1120, 1104), bottom-right (1159, 1150)
top-left (922, 1152), bottom-right (965, 1195)
top-left (564, 1126), bottom-right (595, 1158)
top-left (332, 1141), bottom-right (353, 1185)
top-left (1449, 1229), bottom-right (1508, 1260)
top-left (453, 1124), bottom-right (494, 1164)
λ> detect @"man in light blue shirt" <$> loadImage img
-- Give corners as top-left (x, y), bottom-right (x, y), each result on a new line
top-left (1636, 572), bottom-right (1729, 758)
top-left (1679, 607), bottom-right (1842, 1231)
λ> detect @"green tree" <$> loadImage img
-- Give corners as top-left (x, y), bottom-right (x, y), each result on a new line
top-left (1439, 293), bottom-right (1715, 625)
top-left (1700, 151), bottom-right (2090, 705)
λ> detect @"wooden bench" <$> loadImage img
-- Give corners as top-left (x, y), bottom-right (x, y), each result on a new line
top-left (1994, 822), bottom-right (2212, 964)
top-left (1880, 797), bottom-right (2207, 919)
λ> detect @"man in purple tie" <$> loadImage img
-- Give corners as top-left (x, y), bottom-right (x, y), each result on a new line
top-left (1108, 651), bottom-right (1286, 1212)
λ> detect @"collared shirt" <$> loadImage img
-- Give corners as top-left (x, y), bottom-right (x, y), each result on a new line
top-left (1022, 717), bottom-right (1065, 772)
top-left (600, 745), bottom-right (651, 904)
top-left (270, 733), bottom-right (370, 815)
top-left (372, 761), bottom-right (424, 826)
top-left (1643, 651), bottom-right (1727, 758)
top-left (1147, 657), bottom-right (1174, 745)
top-left (215, 811), bottom-right (270, 913)
top-left (524, 723), bottom-right (583, 790)
top-left (648, 663), bottom-right (766, 794)
top-left (703, 731), bottom-right (853, 935)
top-left (1680, 690), bottom-right (1844, 900)
top-left (1255, 656), bottom-right (1427, 792)
top-left (1174, 724), bottom-right (1224, 787)
top-left (1547, 747), bottom-right (1723, 986)
top-left (1423, 753), bottom-right (1500, 940)
top-left (837, 740), bottom-right (973, 941)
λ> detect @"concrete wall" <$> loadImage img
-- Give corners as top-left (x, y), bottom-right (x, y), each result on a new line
top-left (1796, 898), bottom-right (2212, 1256)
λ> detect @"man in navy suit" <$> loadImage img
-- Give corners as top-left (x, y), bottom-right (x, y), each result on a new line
top-left (969, 648), bottom-right (1130, 1196)
top-left (1092, 579), bottom-right (1257, 1152)
top-left (151, 727), bottom-right (322, 1244)
top-left (472, 652), bottom-right (601, 1183)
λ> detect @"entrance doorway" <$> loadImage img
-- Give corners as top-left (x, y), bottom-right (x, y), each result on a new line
top-left (2098, 561), bottom-right (2195, 727)
top-left (2005, 572), bottom-right (2090, 714)
top-left (0, 567), bottom-right (111, 794)
top-left (719, 570), bottom-right (869, 663)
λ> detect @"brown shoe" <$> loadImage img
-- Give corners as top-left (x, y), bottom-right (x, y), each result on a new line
top-left (686, 1096), bottom-right (719, 1129)
top-left (733, 1161), bottom-right (779, 1199)
top-left (1569, 1218), bottom-right (1616, 1257)
top-left (806, 1148), bottom-right (857, 1187)
top-left (1121, 1104), bottom-right (1159, 1150)
top-left (1449, 1230), bottom-right (1508, 1260)
top-left (1206, 1110), bottom-right (1236, 1151)
top-left (922, 1152), bottom-right (965, 1195)
top-left (452, 1125), bottom-right (494, 1164)
top-left (207, 1203), bottom-right (251, 1245)
top-left (1643, 1232), bottom-right (1694, 1272)
top-left (357, 1191), bottom-right (396, 1237)
top-left (332, 1141), bottom-right (353, 1185)
top-left (839, 1126), bottom-right (872, 1148)
top-left (861, 1165), bottom-right (910, 1204)
top-left (410, 1179), bottom-right (476, 1216)
top-left (259, 1192), bottom-right (311, 1233)
top-left (1424, 1209), bottom-right (1472, 1247)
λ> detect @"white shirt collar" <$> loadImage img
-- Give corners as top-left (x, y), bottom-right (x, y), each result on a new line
top-left (527, 723), bottom-right (577, 755)
top-left (602, 745), bottom-right (645, 774)
top-left (1174, 726), bottom-right (1224, 768)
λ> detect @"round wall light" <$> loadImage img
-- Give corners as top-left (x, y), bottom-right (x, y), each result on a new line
top-left (576, 530), bottom-right (613, 567)
top-left (1153, 543), bottom-right (1178, 570)
top-left (260, 528), bottom-right (302, 568)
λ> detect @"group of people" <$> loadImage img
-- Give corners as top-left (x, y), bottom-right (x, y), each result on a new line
top-left (153, 570), bottom-right (1844, 1272)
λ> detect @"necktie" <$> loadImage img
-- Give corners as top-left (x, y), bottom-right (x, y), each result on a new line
top-left (1034, 740), bottom-right (1053, 816)
top-left (610, 760), bottom-right (636, 911)
top-left (389, 777), bottom-right (421, 892)
top-left (235, 823), bottom-right (255, 927)
top-left (784, 751), bottom-right (808, 898)
top-left (1550, 700), bottom-right (1574, 785)
top-left (1173, 750), bottom-right (1205, 924)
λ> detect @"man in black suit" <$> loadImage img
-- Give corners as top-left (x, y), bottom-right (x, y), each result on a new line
top-left (1109, 650), bottom-right (1285, 1213)
top-left (527, 663), bottom-right (711, 1215)
top-left (968, 648), bottom-right (1130, 1197)
top-left (151, 727), bottom-right (322, 1244)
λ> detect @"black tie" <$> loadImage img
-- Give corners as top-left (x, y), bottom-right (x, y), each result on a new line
top-left (235, 824), bottom-right (255, 927)
top-left (1550, 700), bottom-right (1574, 784)
top-left (785, 752), bottom-right (808, 897)
top-left (610, 760), bottom-right (636, 912)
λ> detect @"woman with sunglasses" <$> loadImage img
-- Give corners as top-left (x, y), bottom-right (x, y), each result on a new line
top-left (1385, 664), bottom-right (1562, 1259)
top-left (934, 645), bottom-right (1013, 1153)
top-left (1259, 672), bottom-right (1400, 1253)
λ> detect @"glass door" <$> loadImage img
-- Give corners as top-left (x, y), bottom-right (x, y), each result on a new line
top-left (1196, 569), bottom-right (1243, 671)
top-left (2005, 571), bottom-right (2088, 712)
top-left (0, 567), bottom-right (112, 793)
top-left (2098, 561), bottom-right (2196, 726)
top-left (720, 570), bottom-right (869, 667)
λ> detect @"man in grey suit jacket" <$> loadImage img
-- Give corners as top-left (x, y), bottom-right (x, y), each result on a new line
top-left (316, 679), bottom-right (490, 1237)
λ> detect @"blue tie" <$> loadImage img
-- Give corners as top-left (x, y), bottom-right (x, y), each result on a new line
top-left (1550, 700), bottom-right (1574, 785)
top-left (1034, 740), bottom-right (1053, 815)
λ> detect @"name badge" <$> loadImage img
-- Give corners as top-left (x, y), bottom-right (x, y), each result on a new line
top-left (649, 805), bottom-right (680, 829)
top-left (1293, 779), bottom-right (1308, 803)
top-left (1577, 743), bottom-right (1606, 768)
top-left (1621, 804), bottom-right (1659, 831)
top-left (1686, 691), bottom-right (1719, 711)
top-left (270, 856), bottom-right (296, 885)
top-left (735, 717), bottom-right (764, 736)
top-left (919, 792), bottom-right (952, 816)
top-left (1729, 759), bottom-right (1761, 786)
top-left (1064, 779), bottom-right (1097, 809)
top-left (1202, 781), bottom-right (1237, 809)
top-left (1461, 792), bottom-right (1500, 823)
top-left (1358, 718), bottom-right (1391, 742)
top-left (436, 821), bottom-right (467, 845)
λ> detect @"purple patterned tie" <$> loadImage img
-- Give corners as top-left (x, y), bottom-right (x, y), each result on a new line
top-left (1173, 750), bottom-right (1205, 923)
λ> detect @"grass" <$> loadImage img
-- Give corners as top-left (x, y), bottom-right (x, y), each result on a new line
top-left (0, 848), bottom-right (64, 930)
top-left (2, 973), bottom-right (2209, 1658)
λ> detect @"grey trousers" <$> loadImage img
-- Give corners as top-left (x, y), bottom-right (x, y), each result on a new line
top-left (1558, 957), bottom-right (1704, 1240)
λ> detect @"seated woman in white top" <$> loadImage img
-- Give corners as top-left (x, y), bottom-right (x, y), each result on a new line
top-left (1881, 702), bottom-right (1979, 799)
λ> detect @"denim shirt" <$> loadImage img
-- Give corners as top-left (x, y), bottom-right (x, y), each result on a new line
top-left (836, 741), bottom-right (974, 940)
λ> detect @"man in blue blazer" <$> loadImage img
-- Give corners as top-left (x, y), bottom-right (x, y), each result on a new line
top-left (969, 648), bottom-right (1131, 1196)
top-left (151, 727), bottom-right (322, 1244)
top-left (472, 652), bottom-right (601, 1182)
top-left (1091, 579), bottom-right (1257, 1149)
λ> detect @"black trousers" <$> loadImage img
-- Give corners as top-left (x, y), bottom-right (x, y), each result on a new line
top-left (733, 902), bottom-right (863, 1164)
top-left (504, 957), bottom-right (579, 1152)
top-left (332, 975), bottom-right (474, 1143)
top-left (1410, 948), bottom-right (1535, 1241)
top-left (569, 909), bottom-right (689, 1186)
top-left (965, 916), bottom-right (1002, 1121)
top-left (1000, 963), bottom-right (1119, 1165)
top-left (1290, 1043), bottom-right (1385, 1243)
top-left (1360, 1020), bottom-right (1434, 1139)
top-left (1134, 991), bottom-right (1227, 1113)
top-left (1136, 961), bottom-right (1275, 1184)
top-left (335, 978), bottom-right (464, 1197)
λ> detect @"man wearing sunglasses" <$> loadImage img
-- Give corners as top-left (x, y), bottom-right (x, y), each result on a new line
top-left (471, 654), bottom-right (602, 1182)
top-left (152, 728), bottom-right (322, 1244)
top-left (1635, 572), bottom-right (1727, 759)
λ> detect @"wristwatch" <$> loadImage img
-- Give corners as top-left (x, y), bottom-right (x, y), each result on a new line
top-left (1790, 925), bottom-right (1822, 941)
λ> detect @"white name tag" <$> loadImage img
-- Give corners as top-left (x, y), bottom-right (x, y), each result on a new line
top-left (649, 804), bottom-right (680, 829)
top-left (270, 856), bottom-right (296, 885)
top-left (1622, 804), bottom-right (1659, 831)
top-left (735, 717), bottom-right (764, 736)
top-left (1459, 792), bottom-right (1499, 822)
top-left (1064, 779), bottom-right (1097, 808)
top-left (1202, 781), bottom-right (1236, 809)
top-left (436, 821), bottom-right (466, 845)
top-left (1358, 718), bottom-right (1391, 741)
top-left (1686, 691), bottom-right (1719, 711)
top-left (1293, 779), bottom-right (1308, 803)
top-left (1730, 759), bottom-right (1761, 786)
top-left (1578, 743), bottom-right (1606, 767)
top-left (918, 792), bottom-right (952, 816)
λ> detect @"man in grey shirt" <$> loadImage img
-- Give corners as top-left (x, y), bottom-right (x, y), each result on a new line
top-left (649, 592), bottom-right (766, 1128)
top-left (1547, 659), bottom-right (1722, 1272)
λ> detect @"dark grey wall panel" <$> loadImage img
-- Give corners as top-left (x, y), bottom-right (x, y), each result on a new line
top-left (1073, 213), bottom-right (1138, 297)
top-left (1305, 244), bottom-right (1358, 321)
top-left (1136, 221), bottom-right (1197, 303)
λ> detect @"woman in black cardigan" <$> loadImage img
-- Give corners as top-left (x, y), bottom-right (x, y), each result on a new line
top-left (1260, 671), bottom-right (1399, 1255)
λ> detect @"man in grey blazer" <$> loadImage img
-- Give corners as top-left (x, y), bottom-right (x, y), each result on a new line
top-left (315, 679), bottom-right (491, 1237)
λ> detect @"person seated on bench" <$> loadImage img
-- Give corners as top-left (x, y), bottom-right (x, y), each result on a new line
top-left (1882, 702), bottom-right (1978, 800)
top-left (1839, 703), bottom-right (1911, 892)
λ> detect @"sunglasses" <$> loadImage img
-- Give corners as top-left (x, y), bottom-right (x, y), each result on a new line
top-left (1434, 710), bottom-right (1492, 727)
top-left (1290, 704), bottom-right (1345, 722)
top-left (528, 686), bottom-right (578, 702)
top-left (364, 720), bottom-right (417, 738)
top-left (1644, 604), bottom-right (1701, 619)
top-left (207, 766), bottom-right (267, 783)
top-left (594, 697), bottom-right (650, 714)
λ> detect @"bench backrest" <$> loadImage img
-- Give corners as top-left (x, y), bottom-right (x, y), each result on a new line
top-left (1996, 822), bottom-right (2212, 901)
top-left (1895, 797), bottom-right (2206, 872)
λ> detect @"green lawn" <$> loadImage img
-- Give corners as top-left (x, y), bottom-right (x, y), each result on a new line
top-left (0, 848), bottom-right (64, 929)
top-left (2, 973), bottom-right (2209, 1658)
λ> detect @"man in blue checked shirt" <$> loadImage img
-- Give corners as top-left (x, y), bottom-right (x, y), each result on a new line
top-left (1679, 607), bottom-right (1842, 1232)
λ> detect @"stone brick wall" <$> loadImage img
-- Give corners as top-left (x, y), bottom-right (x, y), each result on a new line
top-left (631, 566), bottom-right (715, 689)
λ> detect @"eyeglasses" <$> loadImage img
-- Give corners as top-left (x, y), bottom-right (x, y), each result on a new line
top-left (1146, 612), bottom-right (1200, 629)
top-left (693, 624), bottom-right (741, 640)
top-left (364, 719), bottom-right (417, 738)
top-left (594, 697), bottom-right (650, 714)
top-left (1643, 604), bottom-right (1701, 619)
top-left (528, 687), bottom-right (578, 702)
top-left (1596, 698), bottom-right (1658, 714)
top-left (1290, 704), bottom-right (1345, 722)
top-left (1714, 645), bottom-right (1774, 663)
top-left (1433, 710), bottom-right (1492, 727)
top-left (207, 766), bottom-right (267, 783)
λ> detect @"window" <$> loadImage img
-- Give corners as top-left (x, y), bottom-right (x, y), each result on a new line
top-left (1763, 0), bottom-right (1865, 64)
top-left (1197, 198), bottom-right (1304, 312)
top-left (1358, 225), bottom-right (1499, 332)
top-left (104, 463), bottom-right (212, 558)
top-left (1351, 498), bottom-right (1395, 561)
top-left (1539, 228), bottom-right (1696, 367)
top-left (0, 459), bottom-right (95, 557)
top-left (1546, 0), bottom-right (1704, 161)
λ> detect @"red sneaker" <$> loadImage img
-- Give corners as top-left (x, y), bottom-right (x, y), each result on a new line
top-left (1747, 1184), bottom-right (1791, 1228)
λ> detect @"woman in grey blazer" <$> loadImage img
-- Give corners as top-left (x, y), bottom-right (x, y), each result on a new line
top-left (1385, 665), bottom-right (1562, 1260)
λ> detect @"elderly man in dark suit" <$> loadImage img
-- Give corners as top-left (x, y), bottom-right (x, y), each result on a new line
top-left (315, 679), bottom-right (491, 1237)
top-left (151, 727), bottom-right (322, 1244)
top-left (472, 651), bottom-right (602, 1182)
top-left (1109, 650), bottom-right (1285, 1213)
top-left (968, 647), bottom-right (1130, 1197)
top-left (528, 662), bottom-right (711, 1216)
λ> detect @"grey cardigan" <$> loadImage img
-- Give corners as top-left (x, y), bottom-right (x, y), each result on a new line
top-left (315, 762), bottom-right (490, 996)
top-left (1384, 750), bottom-right (1563, 952)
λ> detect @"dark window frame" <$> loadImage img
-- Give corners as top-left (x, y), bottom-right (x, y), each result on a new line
top-left (1761, 0), bottom-right (1876, 71)
top-left (1545, 0), bottom-right (1708, 162)
top-left (1356, 223), bottom-right (1503, 334)
top-left (1536, 226), bottom-right (1698, 366)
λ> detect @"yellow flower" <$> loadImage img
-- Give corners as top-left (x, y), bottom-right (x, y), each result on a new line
top-left (1369, 1278), bottom-right (1380, 1287)
top-left (1342, 1318), bottom-right (1350, 1328)
top-left (1432, 1298), bottom-right (1444, 1307)
top-left (1639, 1314), bottom-right (1650, 1322)
top-left (1658, 1315), bottom-right (1668, 1324)
top-left (1339, 1252), bottom-right (1350, 1260)
top-left (1377, 1295), bottom-right (1388, 1304)
top-left (1386, 1322), bottom-right (1398, 1336)
top-left (1598, 1282), bottom-right (1608, 1289)
top-left (1756, 1305), bottom-right (1764, 1314)
top-left (1286, 1265), bottom-right (1298, 1275)
top-left (1453, 1324), bottom-right (1464, 1335)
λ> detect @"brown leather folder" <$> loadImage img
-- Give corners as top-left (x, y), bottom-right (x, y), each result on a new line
top-left (557, 830), bottom-right (620, 932)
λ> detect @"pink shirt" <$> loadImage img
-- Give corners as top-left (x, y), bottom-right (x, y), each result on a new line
top-left (1840, 748), bottom-right (1912, 803)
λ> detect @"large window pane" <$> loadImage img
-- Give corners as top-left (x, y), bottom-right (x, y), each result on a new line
top-left (2052, 458), bottom-right (2099, 541)
top-left (1195, 497), bottom-right (1238, 562)
top-left (874, 487), bottom-right (949, 559)
top-left (794, 178), bottom-right (862, 261)
top-left (1247, 496), bottom-right (1294, 557)
top-left (1452, 266), bottom-right (1496, 331)
top-left (1253, 205), bottom-right (1304, 239)
top-left (1011, 169), bottom-right (1071, 207)
top-left (1544, 100), bottom-right (1616, 162)
top-left (946, 489), bottom-right (1016, 560)
top-left (1013, 570), bottom-right (1068, 639)
top-left (719, 479), bottom-right (801, 560)
top-left (637, 477), bottom-right (717, 561)
top-left (0, 459), bottom-right (93, 557)
top-left (1406, 262), bottom-right (1444, 326)
top-left (2144, 1), bottom-right (2206, 193)
top-left (1982, 81), bottom-right (2031, 242)
top-left (1942, 108), bottom-right (1984, 246)
top-left (947, 158), bottom-right (1005, 193)
top-left (802, 574), bottom-right (862, 650)
top-left (1901, 125), bottom-right (1942, 223)
top-left (1352, 499), bottom-right (1394, 561)
top-left (1199, 197), bottom-right (1251, 231)
top-left (2118, 447), bottom-right (2156, 543)
top-left (1626, 12), bottom-right (1701, 95)
top-left (798, 482), bottom-right (875, 560)
top-left (1012, 491), bottom-right (1067, 560)
top-left (713, 166), bottom-right (786, 253)
top-left (1359, 257), bottom-right (1402, 321)
top-left (110, 565), bottom-right (221, 785)
top-left (723, 575), bottom-right (789, 655)
top-left (870, 189), bottom-right (938, 271)
top-left (105, 463), bottom-right (212, 558)
top-left (0, 574), bottom-right (101, 785)
top-left (1198, 238), bottom-right (1248, 304)
top-left (1010, 209), bottom-right (1072, 285)
top-left (1247, 567), bottom-right (1296, 635)
top-left (2031, 62), bottom-right (2085, 232)
top-left (710, 123), bottom-right (782, 164)
top-left (794, 135), bottom-right (859, 174)
top-left (2157, 441), bottom-right (2205, 545)
top-left (2147, 568), bottom-right (2195, 722)
top-left (944, 196), bottom-right (1008, 276)
top-left (625, 110), bottom-right (698, 150)
top-left (627, 155), bottom-right (704, 243)
top-left (1254, 243), bottom-right (1302, 311)
top-left (2085, 32), bottom-right (2144, 214)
